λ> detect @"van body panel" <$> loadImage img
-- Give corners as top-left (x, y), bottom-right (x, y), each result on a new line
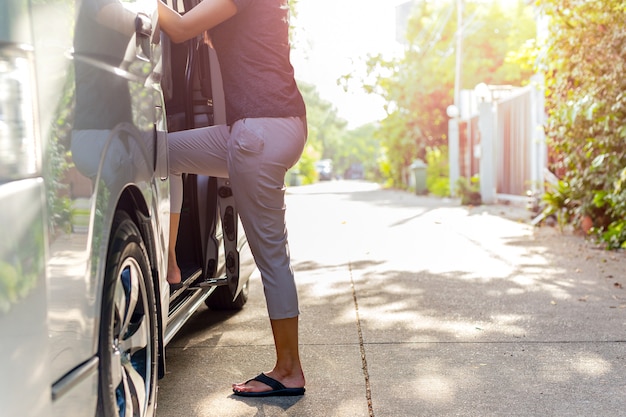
top-left (28, 0), bottom-right (165, 388)
top-left (0, 0), bottom-right (32, 45)
top-left (0, 0), bottom-right (253, 414)
top-left (0, 179), bottom-right (50, 417)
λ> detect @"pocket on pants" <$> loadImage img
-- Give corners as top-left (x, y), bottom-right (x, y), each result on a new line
top-left (235, 120), bottom-right (265, 155)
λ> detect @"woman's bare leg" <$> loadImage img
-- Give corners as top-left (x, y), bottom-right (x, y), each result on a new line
top-left (167, 212), bottom-right (181, 285)
top-left (167, 125), bottom-right (230, 287)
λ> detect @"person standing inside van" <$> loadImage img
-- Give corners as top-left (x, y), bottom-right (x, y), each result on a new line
top-left (158, 0), bottom-right (307, 397)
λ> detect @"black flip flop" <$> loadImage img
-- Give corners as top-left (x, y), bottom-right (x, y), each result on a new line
top-left (233, 373), bottom-right (305, 397)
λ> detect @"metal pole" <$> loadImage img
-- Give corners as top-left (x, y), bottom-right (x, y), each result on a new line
top-left (448, 118), bottom-right (460, 197)
top-left (454, 0), bottom-right (463, 109)
top-left (478, 101), bottom-right (496, 204)
top-left (449, 0), bottom-right (463, 198)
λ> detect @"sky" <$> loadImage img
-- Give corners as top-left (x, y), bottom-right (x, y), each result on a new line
top-left (290, 0), bottom-right (408, 128)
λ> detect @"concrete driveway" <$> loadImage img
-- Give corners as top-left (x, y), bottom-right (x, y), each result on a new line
top-left (156, 181), bottom-right (626, 417)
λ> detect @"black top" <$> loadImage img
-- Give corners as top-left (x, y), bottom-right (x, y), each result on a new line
top-left (210, 0), bottom-right (306, 125)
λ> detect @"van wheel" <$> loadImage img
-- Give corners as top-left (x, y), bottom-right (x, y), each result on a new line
top-left (98, 211), bottom-right (158, 417)
top-left (205, 278), bottom-right (249, 310)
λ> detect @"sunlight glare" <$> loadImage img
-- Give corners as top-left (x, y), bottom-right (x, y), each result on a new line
top-left (292, 0), bottom-right (406, 127)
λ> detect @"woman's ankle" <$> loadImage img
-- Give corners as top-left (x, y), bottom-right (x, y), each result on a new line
top-left (167, 261), bottom-right (181, 284)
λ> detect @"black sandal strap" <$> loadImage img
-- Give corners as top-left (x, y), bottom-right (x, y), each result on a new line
top-left (251, 373), bottom-right (286, 391)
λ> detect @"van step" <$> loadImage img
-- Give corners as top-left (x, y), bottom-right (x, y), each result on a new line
top-left (168, 265), bottom-right (203, 300)
top-left (190, 276), bottom-right (228, 288)
top-left (168, 272), bottom-right (228, 303)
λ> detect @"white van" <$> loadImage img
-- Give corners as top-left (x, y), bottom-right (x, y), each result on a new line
top-left (0, 0), bottom-right (254, 415)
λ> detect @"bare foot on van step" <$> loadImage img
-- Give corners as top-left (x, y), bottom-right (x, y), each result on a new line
top-left (167, 255), bottom-right (182, 289)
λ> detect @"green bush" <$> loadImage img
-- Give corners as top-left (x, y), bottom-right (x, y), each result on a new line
top-left (425, 146), bottom-right (450, 197)
top-left (456, 176), bottom-right (481, 206)
top-left (289, 143), bottom-right (318, 186)
top-left (539, 0), bottom-right (626, 249)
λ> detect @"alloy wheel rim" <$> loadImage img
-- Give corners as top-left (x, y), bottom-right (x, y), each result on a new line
top-left (110, 257), bottom-right (152, 417)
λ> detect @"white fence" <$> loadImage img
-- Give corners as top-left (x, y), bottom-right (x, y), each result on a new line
top-left (449, 84), bottom-right (547, 204)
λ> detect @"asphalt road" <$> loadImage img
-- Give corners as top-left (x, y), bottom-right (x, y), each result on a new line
top-left (156, 180), bottom-right (626, 417)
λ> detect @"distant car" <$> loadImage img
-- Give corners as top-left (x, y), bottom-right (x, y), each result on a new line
top-left (344, 163), bottom-right (365, 180)
top-left (315, 159), bottom-right (333, 181)
top-left (0, 0), bottom-right (255, 416)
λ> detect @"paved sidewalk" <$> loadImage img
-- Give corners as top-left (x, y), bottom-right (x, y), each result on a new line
top-left (156, 183), bottom-right (626, 417)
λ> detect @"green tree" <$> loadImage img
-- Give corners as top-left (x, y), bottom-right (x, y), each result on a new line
top-left (358, 0), bottom-right (536, 188)
top-left (291, 81), bottom-right (347, 184)
top-left (538, 0), bottom-right (626, 248)
top-left (334, 122), bottom-right (382, 181)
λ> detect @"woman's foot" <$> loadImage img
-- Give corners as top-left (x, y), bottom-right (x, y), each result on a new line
top-left (232, 368), bottom-right (305, 395)
top-left (167, 257), bottom-right (182, 287)
top-left (233, 318), bottom-right (304, 395)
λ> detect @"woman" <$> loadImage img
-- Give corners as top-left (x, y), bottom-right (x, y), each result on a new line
top-left (158, 0), bottom-right (307, 397)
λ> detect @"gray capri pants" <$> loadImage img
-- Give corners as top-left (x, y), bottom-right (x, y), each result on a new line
top-left (169, 117), bottom-right (307, 320)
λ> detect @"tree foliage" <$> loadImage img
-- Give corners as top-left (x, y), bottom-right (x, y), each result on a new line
top-left (335, 123), bottom-right (382, 181)
top-left (538, 0), bottom-right (626, 248)
top-left (361, 0), bottom-right (536, 188)
top-left (292, 81), bottom-right (347, 184)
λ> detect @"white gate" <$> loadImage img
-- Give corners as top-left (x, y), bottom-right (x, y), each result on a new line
top-left (477, 85), bottom-right (547, 203)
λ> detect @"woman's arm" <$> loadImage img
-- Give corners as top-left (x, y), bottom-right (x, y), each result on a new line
top-left (158, 0), bottom-right (237, 44)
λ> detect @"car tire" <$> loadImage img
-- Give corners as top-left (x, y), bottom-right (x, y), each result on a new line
top-left (205, 278), bottom-right (249, 310)
top-left (97, 211), bottom-right (158, 417)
